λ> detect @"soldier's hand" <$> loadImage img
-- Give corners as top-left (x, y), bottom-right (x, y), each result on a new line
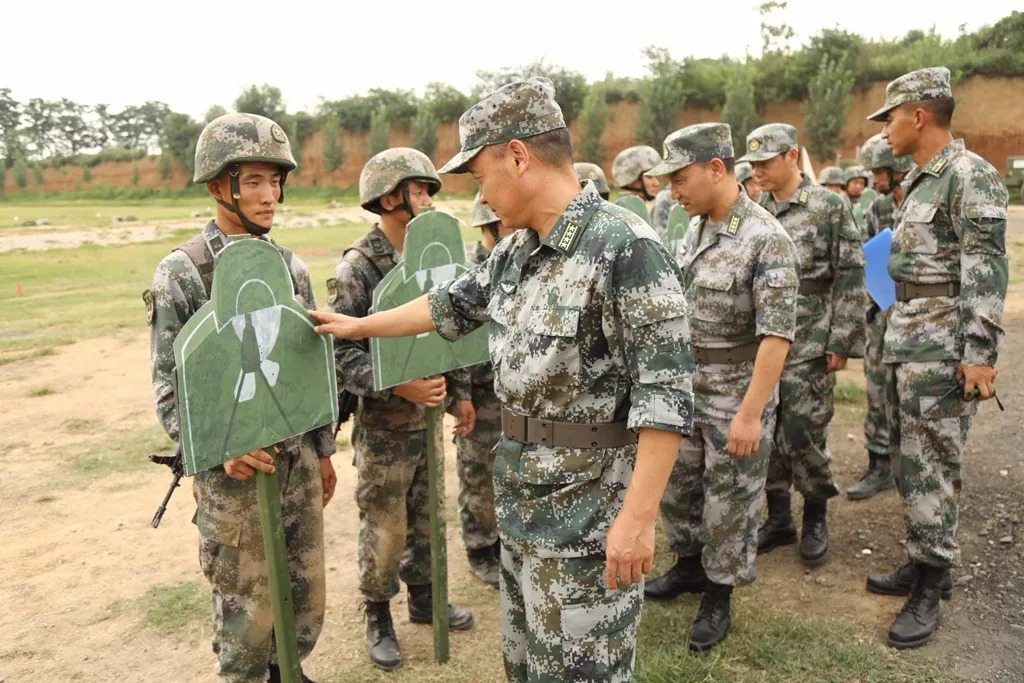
top-left (309, 309), bottom-right (365, 339)
top-left (826, 354), bottom-right (848, 372)
top-left (604, 510), bottom-right (654, 591)
top-left (957, 363), bottom-right (997, 400)
top-left (726, 412), bottom-right (762, 458)
top-left (223, 448), bottom-right (275, 481)
top-left (394, 376), bottom-right (447, 408)
top-left (453, 400), bottom-right (476, 438)
top-left (320, 457), bottom-right (337, 507)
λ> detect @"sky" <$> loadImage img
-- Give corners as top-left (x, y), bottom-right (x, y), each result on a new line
top-left (5, 0), bottom-right (1018, 120)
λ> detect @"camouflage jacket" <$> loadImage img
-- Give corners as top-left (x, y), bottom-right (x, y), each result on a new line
top-left (851, 188), bottom-right (878, 234)
top-left (679, 191), bottom-right (799, 424)
top-left (885, 139), bottom-right (1008, 366)
top-left (866, 192), bottom-right (898, 239)
top-left (462, 240), bottom-right (495, 388)
top-left (331, 225), bottom-right (470, 432)
top-left (650, 187), bottom-right (675, 243)
top-left (759, 175), bottom-right (866, 362)
top-left (428, 183), bottom-right (695, 558)
top-left (148, 221), bottom-right (335, 458)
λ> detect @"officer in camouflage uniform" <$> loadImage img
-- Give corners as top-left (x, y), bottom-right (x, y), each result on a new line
top-left (611, 145), bottom-right (674, 239)
top-left (574, 162), bottom-right (611, 199)
top-left (846, 134), bottom-right (914, 500)
top-left (739, 123), bottom-right (866, 566)
top-left (312, 78), bottom-right (695, 682)
top-left (642, 123), bottom-right (799, 652)
top-left (736, 161), bottom-right (760, 202)
top-left (864, 67), bottom-right (1007, 649)
top-left (845, 165), bottom-right (877, 233)
top-left (147, 113), bottom-right (334, 683)
top-left (327, 148), bottom-right (474, 671)
top-left (818, 165), bottom-right (850, 198)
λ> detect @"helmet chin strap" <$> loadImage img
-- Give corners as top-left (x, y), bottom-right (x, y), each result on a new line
top-left (385, 182), bottom-right (417, 220)
top-left (625, 180), bottom-right (654, 201)
top-left (214, 163), bottom-right (289, 237)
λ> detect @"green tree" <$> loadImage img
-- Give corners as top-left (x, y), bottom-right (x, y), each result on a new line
top-left (22, 98), bottom-right (59, 157)
top-left (368, 109), bottom-right (390, 155)
top-left (157, 153), bottom-right (172, 180)
top-left (577, 85), bottom-right (608, 162)
top-left (474, 60), bottom-right (588, 125)
top-left (159, 112), bottom-right (203, 181)
top-left (422, 82), bottom-right (469, 122)
top-left (131, 162), bottom-right (141, 186)
top-left (803, 52), bottom-right (856, 162)
top-left (0, 88), bottom-right (21, 163)
top-left (111, 101), bottom-right (170, 151)
top-left (721, 66), bottom-right (761, 155)
top-left (410, 109), bottom-right (438, 159)
top-left (233, 84), bottom-right (286, 121)
top-left (13, 158), bottom-right (27, 188)
top-left (55, 98), bottom-right (101, 155)
top-left (759, 1), bottom-right (794, 55)
top-left (635, 47), bottom-right (687, 148)
top-left (368, 89), bottom-right (419, 127)
top-left (31, 162), bottom-right (43, 185)
top-left (204, 105), bottom-right (228, 123)
top-left (321, 114), bottom-right (345, 173)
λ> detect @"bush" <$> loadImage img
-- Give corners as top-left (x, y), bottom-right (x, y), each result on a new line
top-left (422, 82), bottom-right (469, 122)
top-left (12, 159), bottom-right (27, 189)
top-left (410, 109), bottom-right (438, 159)
top-left (81, 163), bottom-right (92, 182)
top-left (474, 60), bottom-right (588, 125)
top-left (157, 154), bottom-right (172, 180)
top-left (131, 162), bottom-right (141, 186)
top-left (803, 52), bottom-right (856, 162)
top-left (321, 114), bottom-right (345, 173)
top-left (32, 162), bottom-right (43, 185)
top-left (368, 110), bottom-right (390, 156)
top-left (635, 47), bottom-right (688, 148)
top-left (721, 66), bottom-right (761, 155)
top-left (578, 85), bottom-right (608, 163)
top-left (319, 96), bottom-right (373, 133)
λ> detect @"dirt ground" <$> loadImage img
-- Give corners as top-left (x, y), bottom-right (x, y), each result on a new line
top-left (0, 211), bottom-right (1021, 682)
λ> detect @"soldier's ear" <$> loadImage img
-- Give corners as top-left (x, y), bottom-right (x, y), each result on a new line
top-left (206, 178), bottom-right (224, 201)
top-left (507, 140), bottom-right (530, 176)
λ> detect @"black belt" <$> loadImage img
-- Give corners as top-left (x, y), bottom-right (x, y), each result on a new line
top-left (894, 281), bottom-right (960, 302)
top-left (692, 340), bottom-right (760, 364)
top-left (798, 279), bottom-right (831, 296)
top-left (500, 407), bottom-right (637, 449)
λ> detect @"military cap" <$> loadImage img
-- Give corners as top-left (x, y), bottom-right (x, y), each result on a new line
top-left (737, 123), bottom-right (798, 162)
top-left (470, 190), bottom-right (500, 227)
top-left (844, 165), bottom-right (870, 184)
top-left (818, 165), bottom-right (847, 186)
top-left (438, 78), bottom-right (565, 174)
top-left (735, 161), bottom-right (754, 184)
top-left (867, 66), bottom-right (952, 122)
top-left (646, 123), bottom-right (734, 177)
top-left (860, 133), bottom-right (914, 173)
top-left (611, 146), bottom-right (662, 187)
top-left (193, 113), bottom-right (296, 184)
top-left (573, 162), bottom-right (610, 196)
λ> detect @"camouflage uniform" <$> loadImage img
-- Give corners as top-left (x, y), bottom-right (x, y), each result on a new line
top-left (866, 68), bottom-right (1009, 570)
top-left (434, 78), bottom-right (695, 682)
top-left (740, 124), bottom-right (866, 503)
top-left (611, 145), bottom-right (665, 238)
top-left (845, 165), bottom-right (878, 233)
top-left (648, 124), bottom-right (799, 586)
top-left (650, 188), bottom-right (675, 242)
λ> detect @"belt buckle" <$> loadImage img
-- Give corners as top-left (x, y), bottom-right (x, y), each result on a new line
top-left (527, 418), bottom-right (554, 446)
top-left (502, 409), bottom-right (527, 441)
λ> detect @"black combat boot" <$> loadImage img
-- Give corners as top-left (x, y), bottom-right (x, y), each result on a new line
top-left (467, 544), bottom-right (500, 589)
top-left (799, 499), bottom-right (829, 565)
top-left (846, 453), bottom-right (896, 500)
top-left (867, 561), bottom-right (952, 600)
top-left (363, 600), bottom-right (401, 671)
top-left (644, 554), bottom-right (708, 600)
top-left (407, 583), bottom-right (475, 630)
top-left (887, 563), bottom-right (945, 649)
top-left (688, 582), bottom-right (733, 652)
top-left (757, 491), bottom-right (797, 554)
top-left (267, 663), bottom-right (316, 683)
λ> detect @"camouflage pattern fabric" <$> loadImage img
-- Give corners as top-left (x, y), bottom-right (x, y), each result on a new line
top-left (867, 192), bottom-right (897, 236)
top-left (737, 123), bottom-right (798, 163)
top-left (868, 66), bottom-right (952, 122)
top-left (193, 113), bottom-right (296, 184)
top-left (884, 139), bottom-right (1008, 367)
top-left (864, 309), bottom-right (890, 457)
top-left (861, 134), bottom-right (915, 175)
top-left (500, 545), bottom-right (643, 682)
top-left (359, 148), bottom-right (441, 214)
top-left (611, 145), bottom-right (662, 187)
top-left (646, 122), bottom-right (735, 178)
top-left (851, 188), bottom-right (879, 234)
top-left (735, 162), bottom-right (754, 184)
top-left (660, 188), bottom-right (797, 585)
top-left (456, 386), bottom-right (501, 551)
top-left (353, 424), bottom-right (432, 600)
top-left (650, 188), bottom-right (675, 244)
top-left (195, 435), bottom-right (325, 682)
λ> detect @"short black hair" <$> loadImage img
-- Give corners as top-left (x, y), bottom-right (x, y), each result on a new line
top-left (490, 127), bottom-right (574, 168)
top-left (698, 157), bottom-right (736, 173)
top-left (907, 96), bottom-right (955, 128)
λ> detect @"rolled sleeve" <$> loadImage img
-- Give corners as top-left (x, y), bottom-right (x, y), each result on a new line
top-left (429, 256), bottom-right (493, 342)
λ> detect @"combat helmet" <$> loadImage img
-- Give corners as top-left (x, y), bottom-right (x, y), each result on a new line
top-left (844, 165), bottom-right (871, 185)
top-left (193, 113), bottom-right (297, 236)
top-left (574, 162), bottom-right (610, 198)
top-left (860, 134), bottom-right (914, 194)
top-left (360, 148), bottom-right (442, 216)
top-left (470, 191), bottom-right (499, 228)
top-left (735, 161), bottom-right (754, 184)
top-left (818, 166), bottom-right (847, 186)
top-left (612, 145), bottom-right (661, 197)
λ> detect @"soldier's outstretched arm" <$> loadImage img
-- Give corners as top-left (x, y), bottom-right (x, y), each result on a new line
top-left (311, 293), bottom-right (435, 339)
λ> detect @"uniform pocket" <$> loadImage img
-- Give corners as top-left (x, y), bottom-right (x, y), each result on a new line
top-left (195, 506), bottom-right (242, 548)
top-left (561, 582), bottom-right (642, 681)
top-left (519, 305), bottom-right (582, 388)
top-left (896, 204), bottom-right (939, 254)
top-left (690, 272), bottom-right (736, 323)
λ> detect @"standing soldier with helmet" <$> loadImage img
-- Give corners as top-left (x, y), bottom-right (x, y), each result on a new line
top-left (574, 161), bottom-right (611, 200)
top-left (327, 148), bottom-right (475, 671)
top-left (864, 67), bottom-right (1007, 649)
top-left (845, 164), bottom-right (877, 233)
top-left (736, 161), bottom-right (760, 202)
top-left (739, 123), bottom-right (866, 567)
top-left (642, 123), bottom-right (799, 652)
top-left (818, 166), bottom-right (850, 199)
top-left (146, 113), bottom-right (335, 683)
top-left (612, 145), bottom-right (675, 239)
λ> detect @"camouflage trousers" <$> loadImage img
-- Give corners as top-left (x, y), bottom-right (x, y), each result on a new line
top-left (886, 360), bottom-right (975, 568)
top-left (500, 545), bottom-right (643, 682)
top-left (659, 418), bottom-right (773, 585)
top-left (455, 385), bottom-right (500, 551)
top-left (193, 435), bottom-right (325, 683)
top-left (863, 308), bottom-right (890, 456)
top-left (767, 356), bottom-right (840, 501)
top-left (353, 424), bottom-right (432, 601)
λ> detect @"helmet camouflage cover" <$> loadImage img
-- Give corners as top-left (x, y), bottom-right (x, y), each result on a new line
top-left (844, 165), bottom-right (871, 184)
top-left (735, 161), bottom-right (754, 184)
top-left (193, 113), bottom-right (297, 184)
top-left (818, 165), bottom-right (847, 185)
top-left (470, 190), bottom-right (500, 227)
top-left (860, 134), bottom-right (914, 174)
top-left (359, 147), bottom-right (442, 214)
top-left (573, 162), bottom-right (610, 195)
top-left (611, 145), bottom-right (661, 187)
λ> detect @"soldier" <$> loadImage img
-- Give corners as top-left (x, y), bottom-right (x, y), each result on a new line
top-left (328, 148), bottom-right (474, 671)
top-left (739, 123), bottom-right (865, 566)
top-left (146, 113), bottom-right (334, 683)
top-left (845, 134), bottom-right (913, 500)
top-left (736, 161), bottom-right (760, 202)
top-left (612, 144), bottom-right (675, 239)
top-left (574, 161), bottom-right (611, 199)
top-left (311, 78), bottom-right (695, 682)
top-left (864, 67), bottom-right (1007, 648)
top-left (642, 123), bottom-right (798, 651)
top-left (818, 165), bottom-right (849, 197)
top-left (844, 165), bottom-right (877, 234)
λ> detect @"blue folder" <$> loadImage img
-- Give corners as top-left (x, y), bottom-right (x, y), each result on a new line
top-left (863, 228), bottom-right (896, 310)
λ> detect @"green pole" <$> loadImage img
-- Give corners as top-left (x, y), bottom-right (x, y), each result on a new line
top-left (257, 446), bottom-right (301, 683)
top-left (425, 405), bottom-right (450, 663)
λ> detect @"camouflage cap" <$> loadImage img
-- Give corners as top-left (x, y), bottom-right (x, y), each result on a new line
top-left (867, 66), bottom-right (952, 122)
top-left (737, 123), bottom-right (798, 163)
top-left (470, 190), bottom-right (500, 227)
top-left (646, 123), bottom-right (734, 177)
top-left (573, 162), bottom-right (610, 195)
top-left (735, 161), bottom-right (754, 183)
top-left (437, 78), bottom-right (565, 175)
top-left (193, 113), bottom-right (296, 183)
top-left (861, 133), bottom-right (914, 173)
top-left (611, 145), bottom-right (662, 187)
top-left (844, 165), bottom-right (870, 184)
top-left (359, 147), bottom-right (441, 214)
top-left (818, 165), bottom-right (847, 186)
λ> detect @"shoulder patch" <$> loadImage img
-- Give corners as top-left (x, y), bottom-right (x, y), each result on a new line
top-left (143, 289), bottom-right (154, 326)
top-left (558, 220), bottom-right (581, 251)
top-left (326, 277), bottom-right (339, 305)
top-left (727, 214), bottom-right (741, 235)
top-left (797, 189), bottom-right (809, 204)
top-left (928, 157), bottom-right (949, 175)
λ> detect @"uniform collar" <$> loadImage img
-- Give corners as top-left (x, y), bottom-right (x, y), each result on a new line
top-left (204, 220), bottom-right (275, 257)
top-left (698, 186), bottom-right (750, 240)
top-left (541, 183), bottom-right (602, 255)
top-left (367, 224), bottom-right (399, 259)
top-left (920, 139), bottom-right (963, 178)
top-left (761, 174), bottom-right (812, 213)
